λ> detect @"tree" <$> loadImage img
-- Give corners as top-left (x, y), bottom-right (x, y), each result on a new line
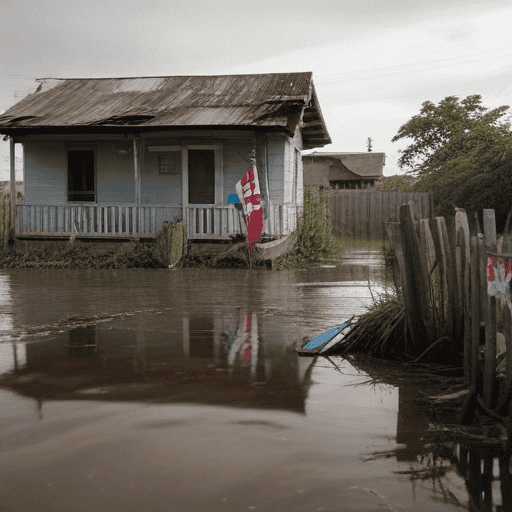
top-left (392, 95), bottom-right (512, 230)
top-left (366, 137), bottom-right (373, 152)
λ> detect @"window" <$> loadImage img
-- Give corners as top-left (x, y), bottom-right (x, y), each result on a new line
top-left (330, 180), bottom-right (375, 190)
top-left (158, 152), bottom-right (181, 175)
top-left (67, 150), bottom-right (95, 202)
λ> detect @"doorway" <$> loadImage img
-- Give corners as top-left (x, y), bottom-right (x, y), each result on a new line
top-left (188, 149), bottom-right (215, 204)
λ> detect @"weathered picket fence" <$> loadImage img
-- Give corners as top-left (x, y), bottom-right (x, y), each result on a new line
top-left (386, 205), bottom-right (512, 433)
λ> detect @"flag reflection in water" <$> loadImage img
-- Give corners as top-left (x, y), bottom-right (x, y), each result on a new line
top-left (221, 313), bottom-right (258, 380)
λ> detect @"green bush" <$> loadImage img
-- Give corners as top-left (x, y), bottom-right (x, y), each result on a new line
top-left (275, 187), bottom-right (340, 270)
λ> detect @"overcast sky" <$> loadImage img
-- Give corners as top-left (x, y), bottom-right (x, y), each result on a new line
top-left (1, 0), bottom-right (511, 179)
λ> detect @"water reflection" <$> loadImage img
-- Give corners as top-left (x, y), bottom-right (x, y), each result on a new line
top-left (7, 262), bottom-right (501, 511)
top-left (0, 308), bottom-right (311, 414)
top-left (352, 353), bottom-right (510, 511)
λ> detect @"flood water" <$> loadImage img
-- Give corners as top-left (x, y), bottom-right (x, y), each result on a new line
top-left (0, 246), bottom-right (506, 511)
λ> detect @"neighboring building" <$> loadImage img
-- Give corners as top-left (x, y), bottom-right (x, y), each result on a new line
top-left (303, 152), bottom-right (385, 190)
top-left (0, 73), bottom-right (330, 241)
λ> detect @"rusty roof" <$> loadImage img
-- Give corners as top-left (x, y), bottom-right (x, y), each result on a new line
top-left (304, 152), bottom-right (385, 178)
top-left (0, 73), bottom-right (331, 149)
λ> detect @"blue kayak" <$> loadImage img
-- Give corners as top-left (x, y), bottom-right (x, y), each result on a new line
top-left (296, 316), bottom-right (355, 356)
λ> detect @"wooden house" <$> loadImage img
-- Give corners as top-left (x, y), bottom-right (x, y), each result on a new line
top-left (0, 73), bottom-right (331, 241)
top-left (303, 152), bottom-right (385, 190)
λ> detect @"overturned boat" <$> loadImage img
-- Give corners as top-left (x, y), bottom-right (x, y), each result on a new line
top-left (296, 316), bottom-right (355, 357)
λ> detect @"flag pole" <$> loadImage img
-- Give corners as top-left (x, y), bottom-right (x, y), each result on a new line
top-left (248, 150), bottom-right (256, 270)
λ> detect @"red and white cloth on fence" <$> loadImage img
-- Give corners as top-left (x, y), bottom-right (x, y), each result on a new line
top-left (235, 167), bottom-right (263, 250)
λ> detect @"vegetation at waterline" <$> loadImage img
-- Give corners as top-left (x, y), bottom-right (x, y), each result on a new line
top-left (334, 277), bottom-right (461, 365)
top-left (0, 240), bottom-right (273, 270)
top-left (334, 287), bottom-right (407, 359)
top-left (0, 191), bottom-right (22, 249)
top-left (154, 219), bottom-right (186, 268)
top-left (0, 241), bottom-right (163, 269)
top-left (274, 186), bottom-right (342, 270)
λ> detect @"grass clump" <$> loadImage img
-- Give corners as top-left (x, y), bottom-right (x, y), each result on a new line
top-left (334, 279), bottom-right (462, 365)
top-left (154, 219), bottom-right (185, 268)
top-left (275, 187), bottom-right (341, 270)
top-left (337, 286), bottom-right (407, 359)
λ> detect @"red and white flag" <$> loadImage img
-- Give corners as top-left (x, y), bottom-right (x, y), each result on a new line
top-left (236, 166), bottom-right (263, 250)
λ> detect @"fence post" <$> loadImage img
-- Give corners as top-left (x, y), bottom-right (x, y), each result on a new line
top-left (483, 209), bottom-right (497, 407)
top-left (455, 210), bottom-right (471, 380)
top-left (470, 236), bottom-right (480, 388)
top-left (399, 203), bottom-right (433, 350)
top-left (388, 222), bottom-right (411, 350)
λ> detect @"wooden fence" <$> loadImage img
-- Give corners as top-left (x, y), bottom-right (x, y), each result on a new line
top-left (387, 204), bottom-right (512, 434)
top-left (328, 190), bottom-right (432, 239)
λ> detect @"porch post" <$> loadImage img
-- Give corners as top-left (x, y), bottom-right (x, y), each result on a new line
top-left (133, 137), bottom-right (140, 237)
top-left (9, 137), bottom-right (16, 238)
top-left (140, 134), bottom-right (146, 236)
top-left (182, 145), bottom-right (188, 239)
top-left (255, 133), bottom-right (271, 236)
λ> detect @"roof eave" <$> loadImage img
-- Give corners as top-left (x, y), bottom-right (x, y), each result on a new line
top-left (299, 81), bottom-right (331, 150)
top-left (0, 123), bottom-right (297, 137)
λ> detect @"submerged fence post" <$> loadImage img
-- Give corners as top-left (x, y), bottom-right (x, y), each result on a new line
top-left (483, 209), bottom-right (497, 407)
top-left (470, 236), bottom-right (481, 388)
top-left (455, 209), bottom-right (471, 381)
top-left (399, 203), bottom-right (433, 350)
top-left (387, 222), bottom-right (410, 350)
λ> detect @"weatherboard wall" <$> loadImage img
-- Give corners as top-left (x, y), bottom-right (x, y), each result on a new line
top-left (24, 141), bottom-right (66, 203)
top-left (19, 133), bottom-right (298, 209)
top-left (96, 142), bottom-right (135, 203)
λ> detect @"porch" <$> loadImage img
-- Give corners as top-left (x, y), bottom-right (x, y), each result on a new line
top-left (15, 203), bottom-right (297, 240)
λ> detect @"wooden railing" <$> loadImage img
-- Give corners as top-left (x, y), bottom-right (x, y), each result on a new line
top-left (16, 203), bottom-right (181, 238)
top-left (186, 204), bottom-right (296, 239)
top-left (16, 203), bottom-right (296, 240)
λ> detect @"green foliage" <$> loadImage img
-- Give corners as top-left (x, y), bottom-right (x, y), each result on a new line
top-left (0, 193), bottom-right (11, 248)
top-left (392, 94), bottom-right (512, 230)
top-left (374, 174), bottom-right (417, 192)
top-left (275, 187), bottom-right (340, 270)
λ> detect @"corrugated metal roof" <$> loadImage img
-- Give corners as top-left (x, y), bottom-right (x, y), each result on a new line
top-left (0, 73), bottom-right (331, 148)
top-left (304, 152), bottom-right (385, 178)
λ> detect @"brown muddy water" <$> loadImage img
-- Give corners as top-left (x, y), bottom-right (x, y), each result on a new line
top-left (0, 247), bottom-right (506, 511)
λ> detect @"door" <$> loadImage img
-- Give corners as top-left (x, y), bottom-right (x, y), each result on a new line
top-left (188, 149), bottom-right (215, 204)
top-left (67, 150), bottom-right (95, 202)
top-left (188, 149), bottom-right (215, 234)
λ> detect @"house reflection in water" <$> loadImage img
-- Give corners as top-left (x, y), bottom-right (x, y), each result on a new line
top-left (68, 326), bottom-right (98, 358)
top-left (2, 309), bottom-right (311, 414)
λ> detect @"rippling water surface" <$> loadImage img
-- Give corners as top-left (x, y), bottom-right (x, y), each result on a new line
top-left (0, 247), bottom-right (492, 511)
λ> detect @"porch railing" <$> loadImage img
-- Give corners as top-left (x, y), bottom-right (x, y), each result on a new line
top-left (16, 203), bottom-right (296, 240)
top-left (186, 204), bottom-right (296, 239)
